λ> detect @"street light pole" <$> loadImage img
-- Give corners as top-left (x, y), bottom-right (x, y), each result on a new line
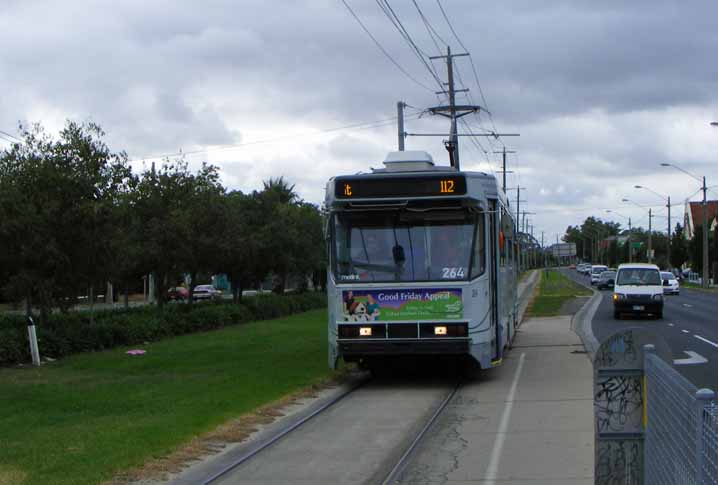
top-left (660, 163), bottom-right (710, 288)
top-left (635, 185), bottom-right (671, 267)
top-left (702, 175), bottom-right (708, 287)
top-left (648, 208), bottom-right (653, 264)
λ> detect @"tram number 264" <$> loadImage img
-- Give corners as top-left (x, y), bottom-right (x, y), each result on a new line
top-left (442, 267), bottom-right (465, 279)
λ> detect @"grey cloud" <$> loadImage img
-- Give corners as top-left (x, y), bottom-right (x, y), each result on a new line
top-left (1, 0), bottom-right (718, 242)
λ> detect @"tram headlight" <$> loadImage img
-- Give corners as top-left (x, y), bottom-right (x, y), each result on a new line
top-left (434, 326), bottom-right (447, 336)
top-left (359, 327), bottom-right (372, 336)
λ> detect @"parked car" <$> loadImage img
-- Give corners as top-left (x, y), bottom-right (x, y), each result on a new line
top-left (661, 271), bottom-right (680, 295)
top-left (193, 285), bottom-right (222, 301)
top-left (590, 265), bottom-right (609, 285)
top-left (613, 263), bottom-right (663, 319)
top-left (167, 286), bottom-right (189, 301)
top-left (596, 271), bottom-right (616, 290)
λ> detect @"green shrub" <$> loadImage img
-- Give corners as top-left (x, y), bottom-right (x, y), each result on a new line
top-left (0, 292), bottom-right (326, 366)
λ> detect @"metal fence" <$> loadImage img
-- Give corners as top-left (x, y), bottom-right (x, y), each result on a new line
top-left (644, 349), bottom-right (717, 484)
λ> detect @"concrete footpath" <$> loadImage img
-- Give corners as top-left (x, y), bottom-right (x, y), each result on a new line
top-left (402, 314), bottom-right (594, 484)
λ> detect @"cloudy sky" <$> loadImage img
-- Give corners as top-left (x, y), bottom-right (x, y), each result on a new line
top-left (1, 0), bottom-right (717, 243)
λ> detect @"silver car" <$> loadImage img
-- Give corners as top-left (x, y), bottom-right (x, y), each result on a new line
top-left (193, 284), bottom-right (222, 301)
top-left (661, 272), bottom-right (680, 295)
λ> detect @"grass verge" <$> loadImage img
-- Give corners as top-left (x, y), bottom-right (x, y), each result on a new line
top-left (0, 309), bottom-right (336, 485)
top-left (527, 269), bottom-right (592, 317)
top-left (682, 282), bottom-right (718, 292)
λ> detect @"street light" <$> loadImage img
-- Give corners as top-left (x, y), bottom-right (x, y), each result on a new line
top-left (622, 198), bottom-right (654, 263)
top-left (635, 184), bottom-right (672, 268)
top-left (606, 209), bottom-right (632, 263)
top-left (661, 163), bottom-right (709, 288)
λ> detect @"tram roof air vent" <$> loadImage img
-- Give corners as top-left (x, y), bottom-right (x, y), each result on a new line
top-left (381, 151), bottom-right (437, 172)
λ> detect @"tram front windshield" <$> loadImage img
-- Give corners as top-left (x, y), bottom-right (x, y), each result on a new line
top-left (332, 209), bottom-right (482, 283)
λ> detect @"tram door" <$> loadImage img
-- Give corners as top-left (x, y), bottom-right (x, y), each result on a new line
top-left (488, 200), bottom-right (500, 360)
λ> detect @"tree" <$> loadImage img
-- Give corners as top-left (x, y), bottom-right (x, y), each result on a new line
top-left (221, 191), bottom-right (259, 302)
top-left (174, 163), bottom-right (226, 306)
top-left (563, 217), bottom-right (621, 262)
top-left (0, 121), bottom-right (132, 324)
top-left (130, 160), bottom-right (197, 308)
top-left (670, 223), bottom-right (688, 269)
top-left (262, 176), bottom-right (298, 205)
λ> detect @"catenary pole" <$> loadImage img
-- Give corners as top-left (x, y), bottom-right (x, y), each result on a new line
top-left (446, 46), bottom-right (458, 170)
top-left (397, 101), bottom-right (405, 151)
top-left (628, 217), bottom-right (633, 263)
top-left (494, 148), bottom-right (516, 193)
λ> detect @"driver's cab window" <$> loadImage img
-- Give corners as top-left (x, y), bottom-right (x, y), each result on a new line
top-left (471, 213), bottom-right (486, 278)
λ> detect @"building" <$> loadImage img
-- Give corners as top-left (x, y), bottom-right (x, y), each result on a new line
top-left (683, 201), bottom-right (718, 239)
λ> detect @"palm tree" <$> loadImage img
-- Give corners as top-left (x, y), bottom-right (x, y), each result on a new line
top-left (262, 176), bottom-right (298, 205)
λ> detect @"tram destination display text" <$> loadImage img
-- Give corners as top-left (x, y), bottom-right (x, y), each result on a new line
top-left (335, 175), bottom-right (467, 199)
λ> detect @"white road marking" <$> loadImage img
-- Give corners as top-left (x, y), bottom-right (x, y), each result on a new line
top-left (674, 351), bottom-right (708, 365)
top-left (694, 335), bottom-right (718, 348)
top-left (484, 352), bottom-right (526, 484)
top-left (682, 330), bottom-right (690, 334)
top-left (683, 303), bottom-right (693, 308)
top-left (668, 323), bottom-right (675, 327)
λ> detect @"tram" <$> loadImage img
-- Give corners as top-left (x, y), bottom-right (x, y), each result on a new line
top-left (325, 150), bottom-right (519, 370)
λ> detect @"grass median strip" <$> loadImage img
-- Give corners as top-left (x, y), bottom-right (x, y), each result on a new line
top-left (528, 269), bottom-right (592, 317)
top-left (0, 308), bottom-right (336, 485)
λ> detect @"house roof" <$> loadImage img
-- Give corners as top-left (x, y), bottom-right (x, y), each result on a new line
top-left (688, 201), bottom-right (718, 228)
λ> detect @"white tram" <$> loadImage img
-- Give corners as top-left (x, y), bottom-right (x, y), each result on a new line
top-left (325, 151), bottom-right (518, 370)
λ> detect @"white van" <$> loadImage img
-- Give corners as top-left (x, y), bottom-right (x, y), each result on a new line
top-left (612, 263), bottom-right (664, 319)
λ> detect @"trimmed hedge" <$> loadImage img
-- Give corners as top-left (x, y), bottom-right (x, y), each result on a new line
top-left (0, 292), bottom-right (326, 366)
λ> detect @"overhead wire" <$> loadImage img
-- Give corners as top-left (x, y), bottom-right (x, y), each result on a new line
top-left (0, 129), bottom-right (21, 142)
top-left (339, 0), bottom-right (436, 92)
top-left (375, 0), bottom-right (445, 89)
top-left (129, 113), bottom-right (423, 163)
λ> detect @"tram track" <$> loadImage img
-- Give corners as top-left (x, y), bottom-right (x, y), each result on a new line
top-left (195, 374), bottom-right (462, 485)
top-left (201, 375), bottom-right (370, 485)
top-left (380, 380), bottom-right (462, 484)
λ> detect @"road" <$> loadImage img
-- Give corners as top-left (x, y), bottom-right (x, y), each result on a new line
top-left (563, 268), bottom-right (718, 389)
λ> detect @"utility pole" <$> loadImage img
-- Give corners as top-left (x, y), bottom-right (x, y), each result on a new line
top-left (703, 124), bottom-right (712, 287)
top-left (397, 101), bottom-right (405, 151)
top-left (428, 46), bottom-right (480, 171)
top-left (494, 148), bottom-right (516, 193)
top-left (648, 208), bottom-right (653, 263)
top-left (667, 195), bottom-right (671, 267)
top-left (628, 217), bottom-right (633, 263)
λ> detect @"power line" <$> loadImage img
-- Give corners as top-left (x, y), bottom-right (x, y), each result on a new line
top-left (0, 129), bottom-right (21, 142)
top-left (339, 0), bottom-right (435, 92)
top-left (375, 0), bottom-right (445, 89)
top-left (129, 113), bottom-right (423, 162)
top-left (436, 0), bottom-right (501, 141)
top-left (412, 0), bottom-right (447, 54)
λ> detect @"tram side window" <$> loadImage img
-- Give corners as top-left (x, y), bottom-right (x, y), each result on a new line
top-left (471, 213), bottom-right (486, 278)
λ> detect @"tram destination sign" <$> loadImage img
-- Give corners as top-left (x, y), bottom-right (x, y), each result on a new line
top-left (335, 175), bottom-right (467, 199)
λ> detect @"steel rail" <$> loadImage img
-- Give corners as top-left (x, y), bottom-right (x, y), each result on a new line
top-left (381, 381), bottom-right (462, 484)
top-left (202, 376), bottom-right (368, 484)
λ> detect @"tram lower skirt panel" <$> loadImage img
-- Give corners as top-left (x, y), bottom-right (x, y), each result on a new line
top-left (338, 339), bottom-right (470, 355)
